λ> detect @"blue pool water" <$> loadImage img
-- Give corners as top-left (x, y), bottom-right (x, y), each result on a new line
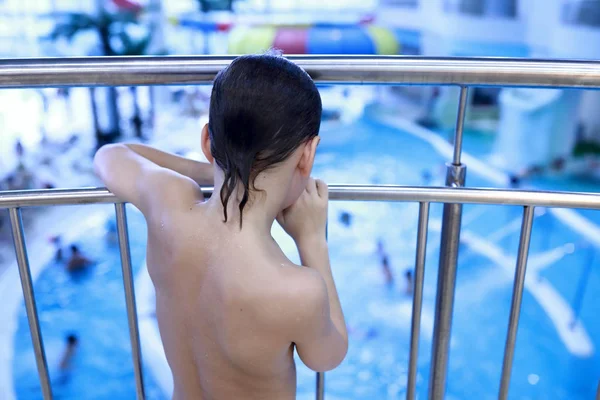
top-left (12, 112), bottom-right (600, 399)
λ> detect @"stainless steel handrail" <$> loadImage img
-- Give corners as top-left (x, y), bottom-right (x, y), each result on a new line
top-left (4, 185), bottom-right (600, 209)
top-left (3, 56), bottom-right (600, 88)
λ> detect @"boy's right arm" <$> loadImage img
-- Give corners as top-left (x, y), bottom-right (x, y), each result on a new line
top-left (122, 143), bottom-right (213, 186)
top-left (293, 238), bottom-right (348, 372)
top-left (278, 178), bottom-right (348, 372)
top-left (94, 144), bottom-right (204, 217)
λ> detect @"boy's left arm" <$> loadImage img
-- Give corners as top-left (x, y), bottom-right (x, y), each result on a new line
top-left (123, 143), bottom-right (213, 186)
top-left (93, 143), bottom-right (212, 216)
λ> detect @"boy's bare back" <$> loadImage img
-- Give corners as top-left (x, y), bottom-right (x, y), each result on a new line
top-left (96, 145), bottom-right (347, 399)
top-left (147, 193), bottom-right (307, 399)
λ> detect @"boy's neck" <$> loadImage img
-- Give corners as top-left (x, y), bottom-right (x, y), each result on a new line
top-left (208, 172), bottom-right (285, 235)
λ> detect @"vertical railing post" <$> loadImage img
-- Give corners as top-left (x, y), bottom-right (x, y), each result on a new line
top-left (429, 86), bottom-right (468, 400)
top-left (115, 203), bottom-right (146, 400)
top-left (316, 371), bottom-right (325, 400)
top-left (407, 202), bottom-right (430, 400)
top-left (498, 206), bottom-right (535, 400)
top-left (9, 208), bottom-right (54, 400)
top-left (451, 86), bottom-right (469, 166)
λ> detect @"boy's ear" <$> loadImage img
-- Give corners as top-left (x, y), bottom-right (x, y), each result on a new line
top-left (201, 124), bottom-right (214, 164)
top-left (298, 136), bottom-right (320, 177)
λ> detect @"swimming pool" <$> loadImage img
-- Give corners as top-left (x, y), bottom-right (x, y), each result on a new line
top-left (9, 109), bottom-right (600, 399)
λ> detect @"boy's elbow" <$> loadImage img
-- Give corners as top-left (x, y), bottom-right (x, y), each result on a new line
top-left (312, 351), bottom-right (347, 373)
top-left (329, 337), bottom-right (349, 371)
top-left (305, 337), bottom-right (348, 373)
top-left (327, 327), bottom-right (349, 370)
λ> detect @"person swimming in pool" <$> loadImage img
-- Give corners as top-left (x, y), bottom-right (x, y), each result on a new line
top-left (67, 245), bottom-right (92, 272)
top-left (405, 270), bottom-right (414, 295)
top-left (105, 218), bottom-right (118, 244)
top-left (94, 53), bottom-right (348, 400)
top-left (50, 235), bottom-right (63, 262)
top-left (377, 239), bottom-right (394, 286)
top-left (59, 334), bottom-right (79, 371)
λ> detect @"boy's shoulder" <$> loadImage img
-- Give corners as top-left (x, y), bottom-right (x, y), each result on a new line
top-left (277, 264), bottom-right (324, 300)
top-left (258, 262), bottom-right (327, 326)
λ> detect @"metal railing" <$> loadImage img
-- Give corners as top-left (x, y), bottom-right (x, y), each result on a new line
top-left (2, 56), bottom-right (600, 400)
top-left (4, 55), bottom-right (600, 89)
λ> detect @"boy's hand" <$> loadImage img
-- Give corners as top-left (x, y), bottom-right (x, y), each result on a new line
top-left (277, 178), bottom-right (328, 245)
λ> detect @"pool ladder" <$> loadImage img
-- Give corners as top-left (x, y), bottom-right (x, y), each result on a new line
top-left (2, 56), bottom-right (600, 400)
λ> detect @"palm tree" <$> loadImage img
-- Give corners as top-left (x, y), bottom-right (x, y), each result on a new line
top-left (48, 8), bottom-right (152, 147)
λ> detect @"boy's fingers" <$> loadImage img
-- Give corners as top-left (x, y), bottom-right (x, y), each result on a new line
top-left (305, 177), bottom-right (316, 194)
top-left (316, 179), bottom-right (328, 199)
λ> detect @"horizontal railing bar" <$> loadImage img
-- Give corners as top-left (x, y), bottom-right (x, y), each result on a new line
top-left (3, 185), bottom-right (600, 209)
top-left (3, 56), bottom-right (600, 89)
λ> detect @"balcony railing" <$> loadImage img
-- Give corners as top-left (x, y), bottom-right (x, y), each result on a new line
top-left (2, 56), bottom-right (600, 400)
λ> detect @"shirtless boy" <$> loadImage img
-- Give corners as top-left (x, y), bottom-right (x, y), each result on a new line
top-left (94, 54), bottom-right (348, 399)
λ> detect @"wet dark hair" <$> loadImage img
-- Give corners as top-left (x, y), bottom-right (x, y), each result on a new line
top-left (70, 245), bottom-right (79, 253)
top-left (209, 53), bottom-right (322, 228)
